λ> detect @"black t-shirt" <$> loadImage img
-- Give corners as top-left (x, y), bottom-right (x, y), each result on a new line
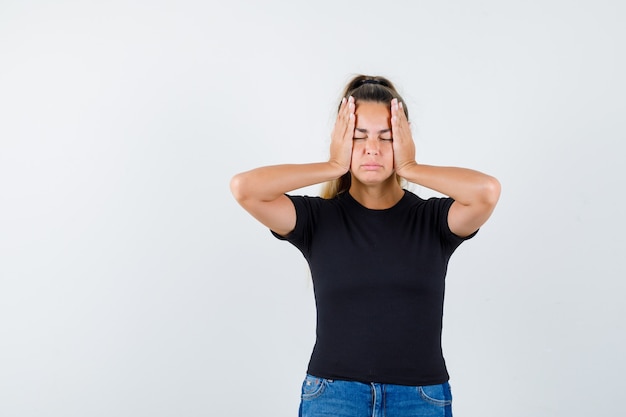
top-left (273, 190), bottom-right (475, 386)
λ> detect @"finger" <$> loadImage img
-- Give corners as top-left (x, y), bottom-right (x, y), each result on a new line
top-left (341, 95), bottom-right (354, 114)
top-left (344, 108), bottom-right (355, 141)
top-left (335, 96), bottom-right (353, 128)
top-left (391, 99), bottom-right (400, 125)
top-left (391, 99), bottom-right (402, 135)
top-left (339, 97), bottom-right (355, 138)
top-left (332, 98), bottom-right (348, 137)
top-left (398, 101), bottom-right (409, 125)
top-left (338, 96), bottom-right (347, 113)
top-left (392, 99), bottom-right (409, 134)
top-left (344, 96), bottom-right (355, 122)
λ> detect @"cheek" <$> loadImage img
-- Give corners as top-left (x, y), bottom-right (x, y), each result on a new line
top-left (350, 149), bottom-right (359, 168)
top-left (383, 142), bottom-right (394, 154)
top-left (385, 144), bottom-right (396, 164)
top-left (350, 141), bottom-right (364, 158)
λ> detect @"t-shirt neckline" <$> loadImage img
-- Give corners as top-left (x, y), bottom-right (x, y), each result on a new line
top-left (341, 189), bottom-right (409, 213)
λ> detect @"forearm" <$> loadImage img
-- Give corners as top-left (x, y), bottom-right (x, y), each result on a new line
top-left (398, 162), bottom-right (500, 207)
top-left (230, 162), bottom-right (346, 203)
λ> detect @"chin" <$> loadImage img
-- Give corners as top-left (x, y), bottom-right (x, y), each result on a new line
top-left (354, 173), bottom-right (394, 185)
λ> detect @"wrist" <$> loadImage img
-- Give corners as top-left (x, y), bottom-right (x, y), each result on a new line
top-left (327, 159), bottom-right (350, 177)
top-left (395, 160), bottom-right (418, 177)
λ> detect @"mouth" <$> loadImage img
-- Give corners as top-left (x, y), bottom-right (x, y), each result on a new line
top-left (361, 163), bottom-right (383, 171)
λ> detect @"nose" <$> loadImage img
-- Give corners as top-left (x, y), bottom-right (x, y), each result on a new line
top-left (365, 139), bottom-right (380, 155)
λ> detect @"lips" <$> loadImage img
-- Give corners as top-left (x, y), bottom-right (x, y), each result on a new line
top-left (361, 163), bottom-right (383, 170)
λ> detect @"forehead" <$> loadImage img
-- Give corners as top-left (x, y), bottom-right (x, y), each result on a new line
top-left (354, 101), bottom-right (391, 126)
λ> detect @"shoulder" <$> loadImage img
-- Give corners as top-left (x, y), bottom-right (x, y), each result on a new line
top-left (272, 194), bottom-right (341, 247)
top-left (402, 191), bottom-right (462, 237)
top-left (286, 194), bottom-right (333, 213)
top-left (281, 194), bottom-right (345, 228)
top-left (402, 189), bottom-right (451, 213)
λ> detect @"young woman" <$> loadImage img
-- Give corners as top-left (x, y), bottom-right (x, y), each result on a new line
top-left (230, 75), bottom-right (501, 417)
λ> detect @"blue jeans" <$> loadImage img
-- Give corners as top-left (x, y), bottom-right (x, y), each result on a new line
top-left (299, 374), bottom-right (453, 417)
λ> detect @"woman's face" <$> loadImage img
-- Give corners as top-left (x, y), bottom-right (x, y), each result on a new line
top-left (350, 101), bottom-right (395, 185)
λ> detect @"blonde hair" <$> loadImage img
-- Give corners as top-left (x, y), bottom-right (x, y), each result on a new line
top-left (320, 75), bottom-right (408, 199)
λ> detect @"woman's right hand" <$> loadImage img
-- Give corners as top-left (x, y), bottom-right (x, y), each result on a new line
top-left (231, 97), bottom-right (355, 236)
top-left (328, 96), bottom-right (355, 173)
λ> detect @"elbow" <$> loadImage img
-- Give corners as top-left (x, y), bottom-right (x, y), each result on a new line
top-left (229, 173), bottom-right (248, 203)
top-left (482, 176), bottom-right (501, 208)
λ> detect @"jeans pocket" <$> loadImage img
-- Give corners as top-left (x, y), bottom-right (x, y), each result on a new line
top-left (418, 382), bottom-right (453, 406)
top-left (301, 374), bottom-right (327, 400)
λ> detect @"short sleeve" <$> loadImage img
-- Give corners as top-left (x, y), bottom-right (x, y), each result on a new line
top-left (270, 195), bottom-right (319, 257)
top-left (435, 197), bottom-right (478, 249)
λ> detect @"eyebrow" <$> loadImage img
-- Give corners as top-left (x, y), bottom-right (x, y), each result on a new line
top-left (355, 128), bottom-right (392, 134)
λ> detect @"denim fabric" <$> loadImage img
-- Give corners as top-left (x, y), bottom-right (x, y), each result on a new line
top-left (299, 374), bottom-right (453, 417)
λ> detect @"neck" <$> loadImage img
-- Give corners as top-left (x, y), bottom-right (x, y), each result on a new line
top-left (349, 178), bottom-right (404, 209)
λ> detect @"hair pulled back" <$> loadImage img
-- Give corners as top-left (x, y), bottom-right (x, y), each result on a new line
top-left (321, 75), bottom-right (408, 199)
top-left (340, 75), bottom-right (409, 119)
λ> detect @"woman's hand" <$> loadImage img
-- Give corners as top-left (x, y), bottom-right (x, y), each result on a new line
top-left (388, 97), bottom-right (501, 236)
top-left (391, 98), bottom-right (417, 176)
top-left (329, 96), bottom-right (355, 173)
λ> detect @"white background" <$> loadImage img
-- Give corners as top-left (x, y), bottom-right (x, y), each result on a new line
top-left (1, 1), bottom-right (624, 416)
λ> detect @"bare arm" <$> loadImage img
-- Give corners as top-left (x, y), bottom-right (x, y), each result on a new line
top-left (395, 164), bottom-right (500, 237)
top-left (230, 96), bottom-right (356, 236)
top-left (230, 163), bottom-right (347, 235)
top-left (391, 99), bottom-right (501, 237)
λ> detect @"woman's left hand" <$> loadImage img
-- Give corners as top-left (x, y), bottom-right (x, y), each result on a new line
top-left (390, 98), bottom-right (417, 176)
